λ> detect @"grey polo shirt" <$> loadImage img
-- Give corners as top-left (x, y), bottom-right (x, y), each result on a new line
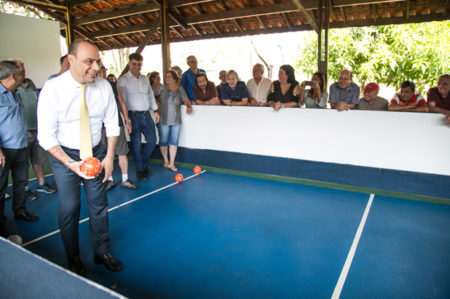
top-left (329, 82), bottom-right (360, 105)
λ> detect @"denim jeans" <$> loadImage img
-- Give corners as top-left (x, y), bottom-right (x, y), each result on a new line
top-left (158, 123), bottom-right (181, 146)
top-left (129, 111), bottom-right (157, 172)
top-left (0, 148), bottom-right (28, 217)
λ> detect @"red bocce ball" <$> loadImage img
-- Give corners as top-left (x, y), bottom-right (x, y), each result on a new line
top-left (193, 166), bottom-right (201, 174)
top-left (80, 157), bottom-right (102, 177)
top-left (174, 173), bottom-right (184, 182)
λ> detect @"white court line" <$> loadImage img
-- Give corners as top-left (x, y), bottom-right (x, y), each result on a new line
top-left (22, 170), bottom-right (206, 247)
top-left (331, 193), bottom-right (375, 299)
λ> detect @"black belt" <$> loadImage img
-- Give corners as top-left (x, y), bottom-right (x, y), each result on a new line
top-left (129, 110), bottom-right (148, 114)
top-left (61, 142), bottom-right (102, 152)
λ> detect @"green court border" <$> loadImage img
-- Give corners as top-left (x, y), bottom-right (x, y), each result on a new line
top-left (14, 158), bottom-right (448, 205)
top-left (151, 159), bottom-right (450, 206)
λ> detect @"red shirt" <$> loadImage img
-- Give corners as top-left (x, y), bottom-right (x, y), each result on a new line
top-left (427, 87), bottom-right (450, 110)
top-left (390, 92), bottom-right (426, 106)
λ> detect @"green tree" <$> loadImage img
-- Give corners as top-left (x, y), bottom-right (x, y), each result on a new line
top-left (296, 21), bottom-right (450, 93)
top-left (0, 0), bottom-right (53, 20)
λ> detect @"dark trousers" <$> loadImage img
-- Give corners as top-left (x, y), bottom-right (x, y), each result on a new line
top-left (49, 144), bottom-right (109, 260)
top-left (129, 111), bottom-right (157, 172)
top-left (0, 148), bottom-right (28, 218)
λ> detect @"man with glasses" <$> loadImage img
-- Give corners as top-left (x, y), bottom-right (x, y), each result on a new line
top-left (1, 60), bottom-right (39, 230)
top-left (329, 70), bottom-right (360, 111)
top-left (181, 55), bottom-right (205, 103)
top-left (38, 39), bottom-right (122, 274)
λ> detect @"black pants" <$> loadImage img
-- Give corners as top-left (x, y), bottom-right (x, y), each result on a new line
top-left (0, 148), bottom-right (28, 218)
top-left (49, 144), bottom-right (110, 260)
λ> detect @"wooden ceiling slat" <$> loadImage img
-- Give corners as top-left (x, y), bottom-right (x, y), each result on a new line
top-left (256, 15), bottom-right (267, 30)
top-left (232, 19), bottom-right (244, 32)
top-left (406, 0), bottom-right (411, 19)
top-left (152, 0), bottom-right (188, 30)
top-left (340, 6), bottom-right (347, 22)
top-left (184, 2), bottom-right (297, 24)
top-left (281, 13), bottom-right (292, 28)
top-left (291, 0), bottom-right (319, 32)
top-left (73, 3), bottom-right (159, 26)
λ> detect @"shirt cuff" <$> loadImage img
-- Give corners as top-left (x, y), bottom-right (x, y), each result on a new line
top-left (105, 125), bottom-right (120, 137)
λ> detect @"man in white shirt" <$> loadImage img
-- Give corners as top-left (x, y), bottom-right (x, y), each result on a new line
top-left (117, 53), bottom-right (159, 181)
top-left (247, 63), bottom-right (272, 106)
top-left (38, 39), bottom-right (122, 275)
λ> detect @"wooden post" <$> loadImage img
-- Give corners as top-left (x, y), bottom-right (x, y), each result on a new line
top-left (317, 0), bottom-right (329, 88)
top-left (161, 0), bottom-right (171, 79)
top-left (317, 0), bottom-right (323, 73)
top-left (323, 0), bottom-right (329, 88)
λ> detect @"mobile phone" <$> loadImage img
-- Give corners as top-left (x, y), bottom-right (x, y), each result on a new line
top-left (304, 81), bottom-right (313, 86)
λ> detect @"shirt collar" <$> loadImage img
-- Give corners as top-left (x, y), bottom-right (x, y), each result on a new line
top-left (0, 83), bottom-right (7, 94)
top-left (0, 82), bottom-right (19, 96)
top-left (126, 71), bottom-right (142, 79)
top-left (64, 69), bottom-right (97, 88)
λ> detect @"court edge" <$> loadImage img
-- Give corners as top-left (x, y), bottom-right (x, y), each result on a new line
top-left (150, 159), bottom-right (450, 206)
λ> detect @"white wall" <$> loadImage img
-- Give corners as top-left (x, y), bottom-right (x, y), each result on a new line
top-left (179, 107), bottom-right (450, 176)
top-left (0, 13), bottom-right (61, 88)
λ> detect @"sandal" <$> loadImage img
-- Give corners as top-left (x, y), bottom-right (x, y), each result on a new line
top-left (168, 165), bottom-right (178, 172)
top-left (163, 162), bottom-right (170, 168)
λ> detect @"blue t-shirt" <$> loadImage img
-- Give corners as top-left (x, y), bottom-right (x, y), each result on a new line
top-left (181, 68), bottom-right (205, 101)
top-left (221, 81), bottom-right (249, 102)
top-left (0, 84), bottom-right (27, 149)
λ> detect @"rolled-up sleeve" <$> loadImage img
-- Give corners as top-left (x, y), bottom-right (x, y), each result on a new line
top-left (37, 81), bottom-right (59, 150)
top-left (103, 83), bottom-right (120, 137)
top-left (147, 84), bottom-right (158, 111)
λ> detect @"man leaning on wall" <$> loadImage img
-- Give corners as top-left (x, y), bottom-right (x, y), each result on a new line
top-left (427, 74), bottom-right (450, 124)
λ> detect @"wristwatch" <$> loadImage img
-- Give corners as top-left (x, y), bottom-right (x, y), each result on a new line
top-left (65, 159), bottom-right (75, 168)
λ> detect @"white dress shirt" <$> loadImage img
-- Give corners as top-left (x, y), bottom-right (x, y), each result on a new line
top-left (247, 77), bottom-right (272, 104)
top-left (37, 70), bottom-right (119, 150)
top-left (117, 71), bottom-right (158, 111)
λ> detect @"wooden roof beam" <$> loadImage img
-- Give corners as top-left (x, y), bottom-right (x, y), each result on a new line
top-left (73, 3), bottom-right (159, 26)
top-left (135, 16), bottom-right (161, 53)
top-left (281, 13), bottom-right (292, 28)
top-left (191, 24), bottom-right (203, 35)
top-left (329, 12), bottom-right (450, 27)
top-left (328, 0), bottom-right (335, 18)
top-left (210, 22), bottom-right (221, 34)
top-left (184, 2), bottom-right (298, 24)
top-left (340, 6), bottom-right (347, 23)
top-left (233, 19), bottom-right (244, 32)
top-left (68, 0), bottom-right (402, 9)
top-left (256, 15), bottom-right (267, 30)
top-left (371, 4), bottom-right (378, 21)
top-left (405, 0), bottom-right (411, 19)
top-left (153, 0), bottom-right (188, 30)
top-left (291, 0), bottom-right (319, 32)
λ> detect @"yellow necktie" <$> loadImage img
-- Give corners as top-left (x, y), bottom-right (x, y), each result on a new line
top-left (79, 84), bottom-right (93, 160)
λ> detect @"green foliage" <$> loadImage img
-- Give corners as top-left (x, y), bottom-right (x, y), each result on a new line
top-left (296, 21), bottom-right (450, 93)
top-left (0, 0), bottom-right (53, 20)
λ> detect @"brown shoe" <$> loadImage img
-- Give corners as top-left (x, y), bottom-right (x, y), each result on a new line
top-left (105, 180), bottom-right (116, 191)
top-left (120, 180), bottom-right (138, 189)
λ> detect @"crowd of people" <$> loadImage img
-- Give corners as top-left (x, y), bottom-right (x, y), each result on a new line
top-left (139, 56), bottom-right (449, 123)
top-left (0, 39), bottom-right (449, 276)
